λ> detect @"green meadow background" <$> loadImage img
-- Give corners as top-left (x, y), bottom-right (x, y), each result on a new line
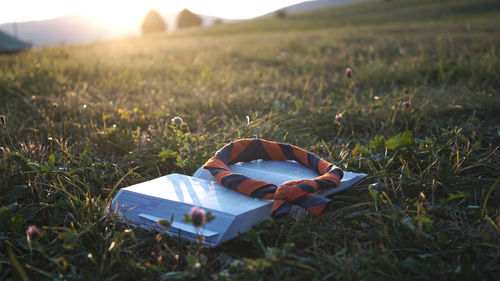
top-left (1, 0), bottom-right (499, 280)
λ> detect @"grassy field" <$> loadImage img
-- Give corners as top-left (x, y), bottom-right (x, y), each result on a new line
top-left (1, 0), bottom-right (499, 280)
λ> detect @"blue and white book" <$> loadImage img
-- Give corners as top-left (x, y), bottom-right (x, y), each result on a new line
top-left (111, 160), bottom-right (366, 247)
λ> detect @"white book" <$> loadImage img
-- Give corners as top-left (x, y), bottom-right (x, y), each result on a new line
top-left (111, 160), bottom-right (366, 247)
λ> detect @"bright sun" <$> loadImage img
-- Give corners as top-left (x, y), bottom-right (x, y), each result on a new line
top-left (86, 3), bottom-right (149, 26)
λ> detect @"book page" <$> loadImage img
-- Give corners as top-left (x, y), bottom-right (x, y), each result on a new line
top-left (123, 174), bottom-right (272, 215)
top-left (193, 160), bottom-right (366, 194)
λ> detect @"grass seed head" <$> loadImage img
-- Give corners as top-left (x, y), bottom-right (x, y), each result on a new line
top-left (171, 116), bottom-right (183, 125)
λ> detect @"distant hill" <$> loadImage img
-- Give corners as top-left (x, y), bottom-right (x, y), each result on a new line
top-left (0, 15), bottom-right (117, 47)
top-left (0, 12), bottom-right (226, 47)
top-left (262, 0), bottom-right (368, 17)
top-left (0, 1), bottom-right (368, 47)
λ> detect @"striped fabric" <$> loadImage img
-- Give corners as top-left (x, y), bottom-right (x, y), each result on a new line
top-left (203, 139), bottom-right (344, 218)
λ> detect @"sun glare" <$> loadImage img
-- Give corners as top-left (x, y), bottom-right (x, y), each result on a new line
top-left (86, 3), bottom-right (148, 26)
top-left (1, 0), bottom-right (307, 25)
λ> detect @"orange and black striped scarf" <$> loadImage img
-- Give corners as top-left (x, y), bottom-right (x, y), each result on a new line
top-left (203, 139), bottom-right (343, 218)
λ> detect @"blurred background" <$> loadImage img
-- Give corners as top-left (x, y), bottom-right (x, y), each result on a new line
top-left (0, 0), bottom-right (364, 47)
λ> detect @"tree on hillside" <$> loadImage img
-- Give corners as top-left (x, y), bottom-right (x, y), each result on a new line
top-left (177, 9), bottom-right (202, 29)
top-left (275, 9), bottom-right (287, 18)
top-left (141, 10), bottom-right (167, 35)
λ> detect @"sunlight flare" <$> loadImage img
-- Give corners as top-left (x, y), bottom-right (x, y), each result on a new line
top-left (1, 0), bottom-right (307, 24)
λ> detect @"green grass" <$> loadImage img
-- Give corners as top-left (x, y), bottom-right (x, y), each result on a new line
top-left (1, 0), bottom-right (499, 280)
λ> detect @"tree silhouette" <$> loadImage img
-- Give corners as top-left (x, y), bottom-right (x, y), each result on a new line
top-left (177, 9), bottom-right (202, 29)
top-left (141, 10), bottom-right (167, 35)
top-left (276, 9), bottom-right (287, 18)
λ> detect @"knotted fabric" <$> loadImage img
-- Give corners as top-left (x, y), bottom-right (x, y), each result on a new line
top-left (203, 139), bottom-right (343, 218)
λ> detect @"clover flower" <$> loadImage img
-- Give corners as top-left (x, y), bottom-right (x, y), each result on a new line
top-left (335, 113), bottom-right (343, 121)
top-left (345, 67), bottom-right (353, 78)
top-left (402, 101), bottom-right (411, 107)
top-left (190, 206), bottom-right (206, 227)
top-left (27, 225), bottom-right (40, 240)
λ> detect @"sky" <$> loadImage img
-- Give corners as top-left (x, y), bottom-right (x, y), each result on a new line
top-left (0, 0), bottom-right (309, 25)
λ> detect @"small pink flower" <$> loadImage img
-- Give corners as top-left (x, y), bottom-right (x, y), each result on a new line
top-left (402, 101), bottom-right (411, 107)
top-left (190, 206), bottom-right (206, 227)
top-left (171, 116), bottom-right (183, 125)
top-left (335, 113), bottom-right (343, 120)
top-left (27, 225), bottom-right (40, 239)
top-left (345, 67), bottom-right (353, 78)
